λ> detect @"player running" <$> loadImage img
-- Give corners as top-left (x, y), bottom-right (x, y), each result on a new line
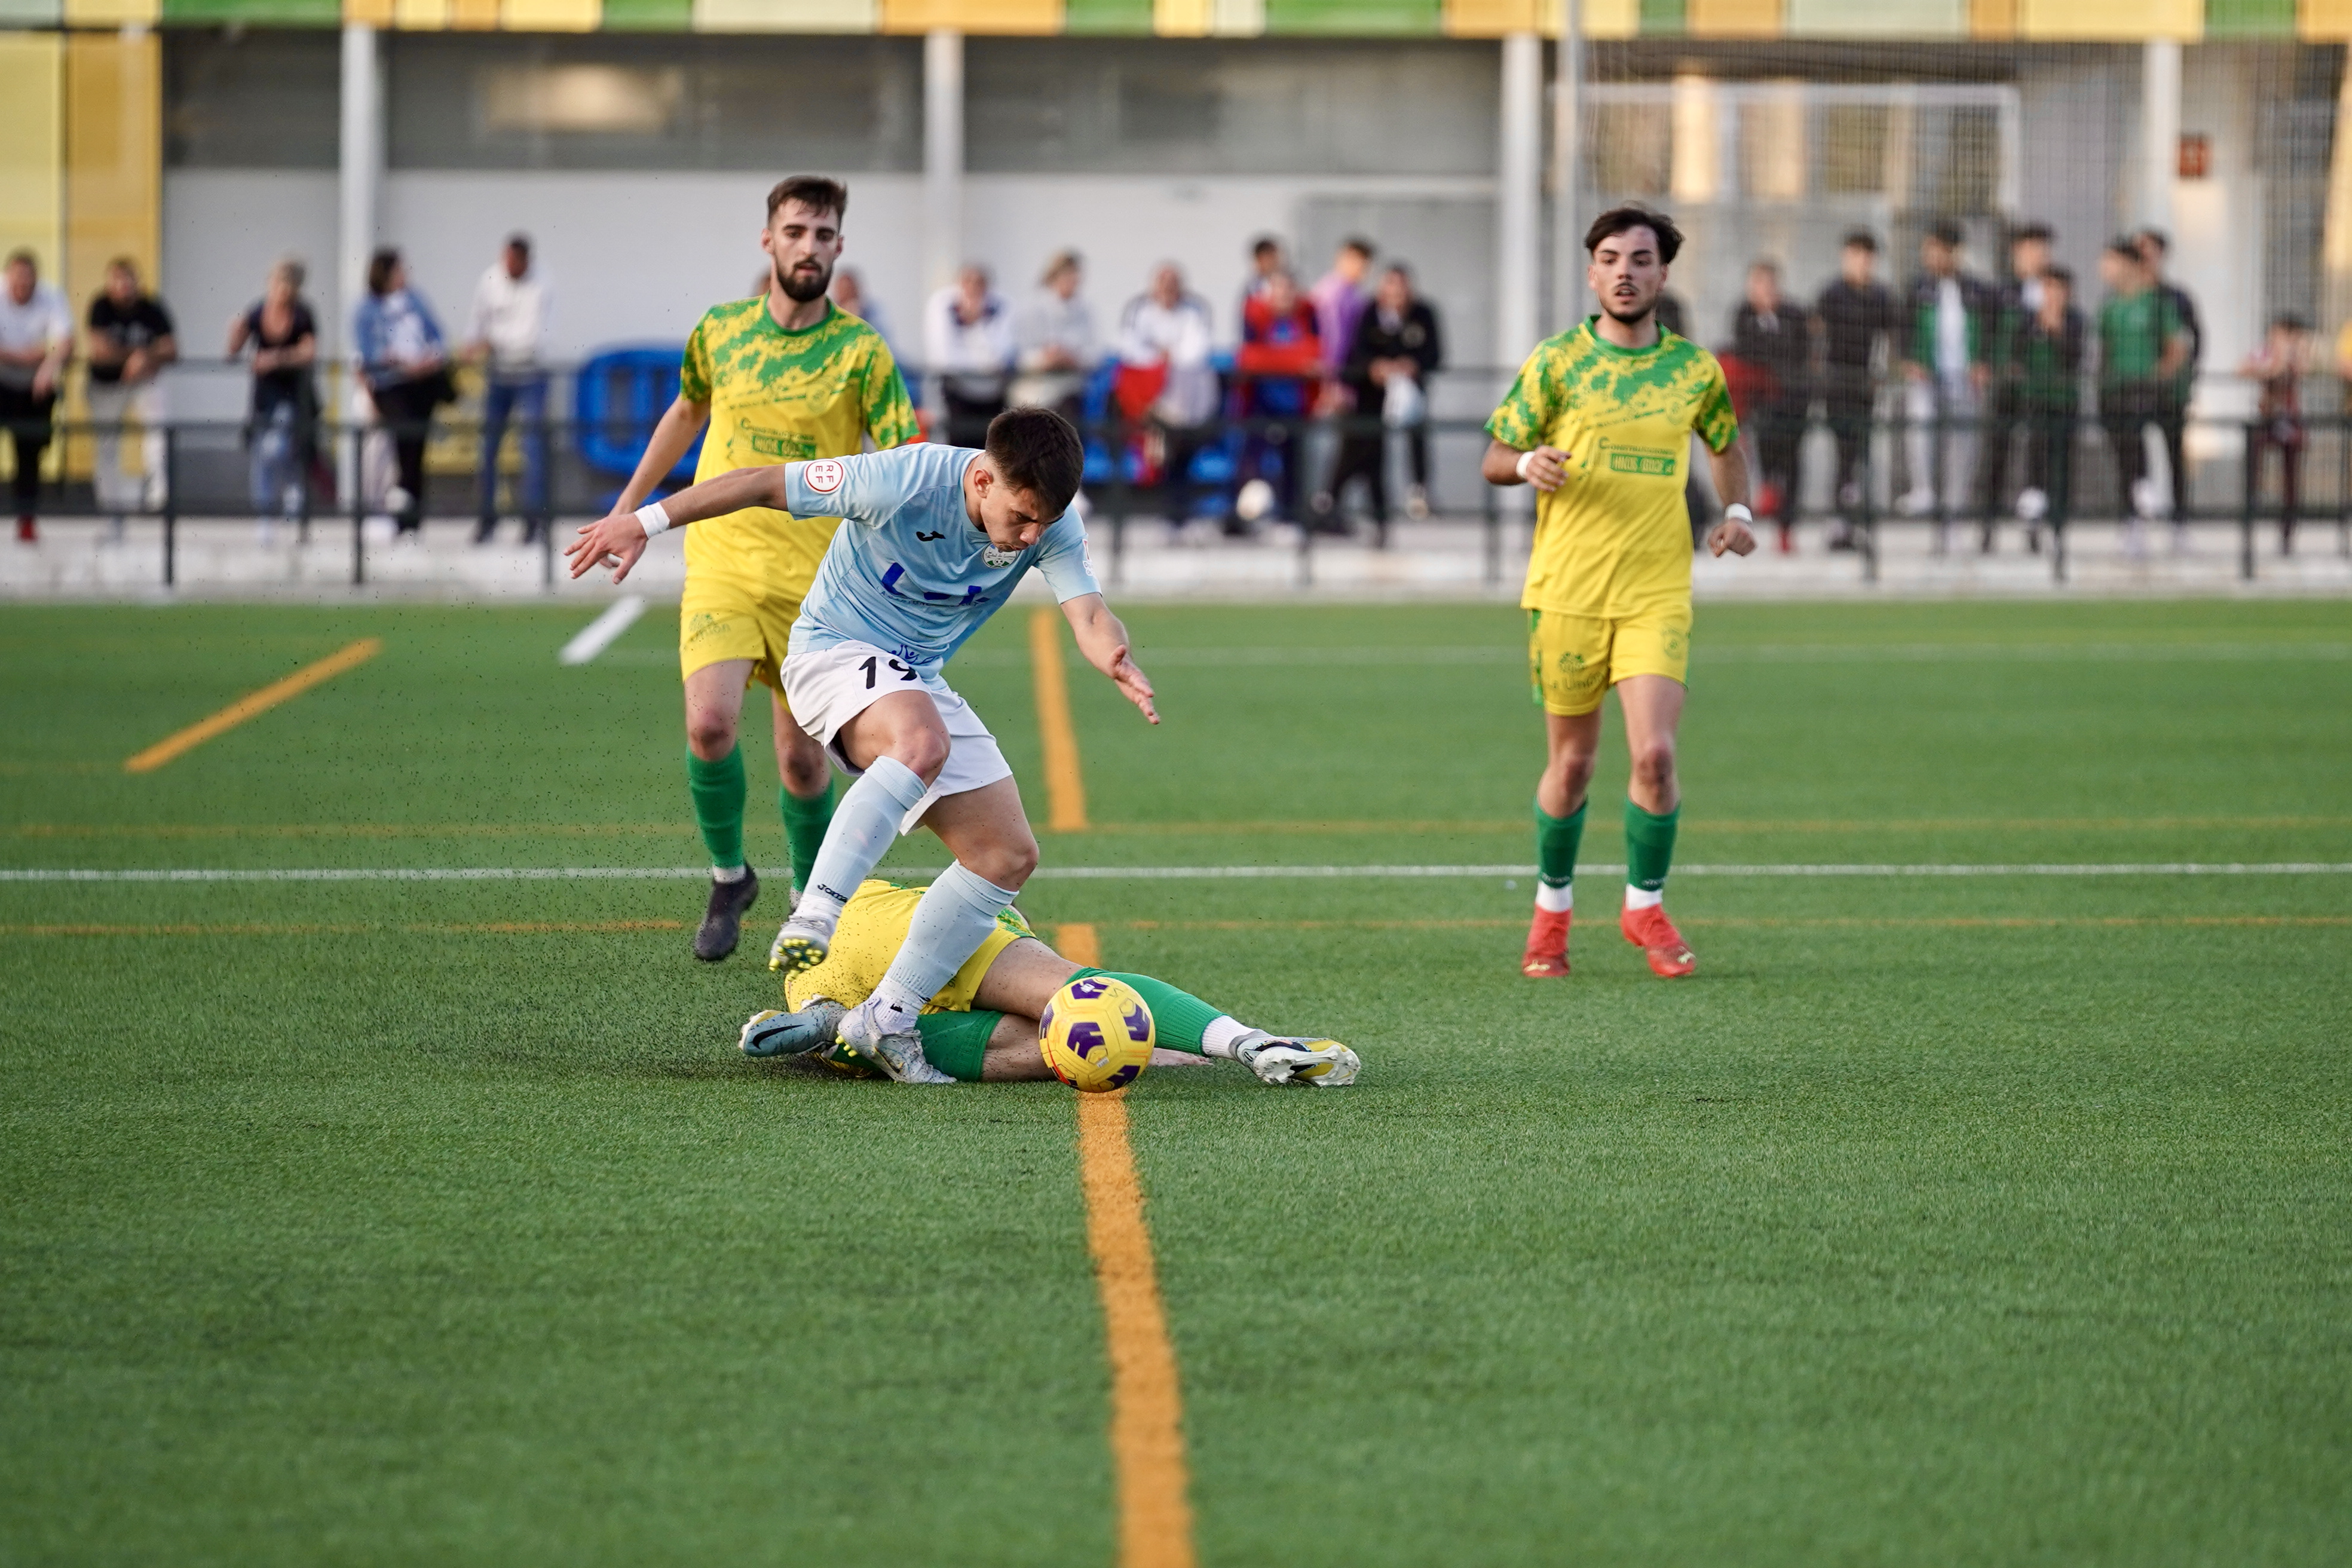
top-left (1480, 206), bottom-right (1756, 981)
top-left (569, 407), bottom-right (1156, 1085)
top-left (614, 176), bottom-right (918, 963)
top-left (736, 877), bottom-right (1359, 1086)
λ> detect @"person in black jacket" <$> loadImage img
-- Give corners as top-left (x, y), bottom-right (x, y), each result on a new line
top-left (1972, 222), bottom-right (2056, 550)
top-left (1729, 259), bottom-right (1811, 550)
top-left (1326, 263), bottom-right (1443, 534)
top-left (1813, 231), bottom-right (1901, 547)
top-left (1992, 264), bottom-right (2084, 552)
top-left (2137, 228), bottom-right (2202, 540)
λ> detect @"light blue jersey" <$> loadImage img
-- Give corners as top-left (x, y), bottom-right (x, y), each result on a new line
top-left (780, 444), bottom-right (1100, 669)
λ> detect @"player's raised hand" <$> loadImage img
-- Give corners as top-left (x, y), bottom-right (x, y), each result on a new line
top-left (1105, 645), bottom-right (1159, 725)
top-left (1707, 516), bottom-right (1757, 558)
top-left (566, 511), bottom-right (650, 583)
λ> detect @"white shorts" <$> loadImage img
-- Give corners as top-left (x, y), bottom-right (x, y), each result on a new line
top-left (783, 639), bottom-right (1015, 835)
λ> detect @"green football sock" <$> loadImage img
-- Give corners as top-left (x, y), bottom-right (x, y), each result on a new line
top-left (780, 782), bottom-right (835, 890)
top-left (1625, 800), bottom-right (1680, 894)
top-left (1535, 797), bottom-right (1587, 892)
top-left (686, 745), bottom-right (746, 871)
top-left (1071, 967), bottom-right (1221, 1056)
top-left (916, 1010), bottom-right (998, 1083)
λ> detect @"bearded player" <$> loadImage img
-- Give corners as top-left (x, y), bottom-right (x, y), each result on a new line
top-left (735, 877), bottom-right (1359, 1086)
top-left (1481, 206), bottom-right (1757, 981)
top-left (614, 176), bottom-right (918, 963)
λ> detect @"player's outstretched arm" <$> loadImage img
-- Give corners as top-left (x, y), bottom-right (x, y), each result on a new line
top-left (566, 461), bottom-right (795, 583)
top-left (1061, 592), bottom-right (1159, 726)
top-left (1482, 437), bottom-right (1568, 493)
top-left (1704, 443), bottom-right (1757, 558)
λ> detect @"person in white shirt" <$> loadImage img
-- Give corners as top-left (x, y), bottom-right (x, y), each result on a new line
top-left (465, 233), bottom-right (553, 544)
top-left (1117, 263), bottom-right (1220, 527)
top-left (0, 249), bottom-right (74, 543)
top-left (1898, 219), bottom-right (1995, 540)
top-left (1010, 249), bottom-right (1095, 424)
top-left (924, 264), bottom-right (1015, 446)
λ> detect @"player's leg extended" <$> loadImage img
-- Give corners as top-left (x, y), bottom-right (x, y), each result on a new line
top-left (1615, 671), bottom-right (1696, 978)
top-left (684, 659), bottom-right (760, 961)
top-left (770, 691), bottom-right (834, 900)
top-left (1526, 610), bottom-right (1608, 978)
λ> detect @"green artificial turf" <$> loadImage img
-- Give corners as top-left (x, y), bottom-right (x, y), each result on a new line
top-left (2, 598), bottom-right (2349, 1565)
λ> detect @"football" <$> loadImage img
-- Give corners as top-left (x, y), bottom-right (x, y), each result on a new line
top-left (1037, 976), bottom-right (1156, 1092)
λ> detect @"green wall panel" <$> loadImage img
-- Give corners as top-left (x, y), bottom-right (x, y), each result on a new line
top-left (1787, 0), bottom-right (1964, 36)
top-left (1062, 0), bottom-right (1153, 33)
top-left (0, 0), bottom-right (64, 22)
top-left (160, 0), bottom-right (341, 24)
top-left (1262, 0), bottom-right (1443, 35)
top-left (604, 0), bottom-right (696, 29)
top-left (1638, 0), bottom-right (1683, 34)
top-left (2203, 0), bottom-right (2296, 37)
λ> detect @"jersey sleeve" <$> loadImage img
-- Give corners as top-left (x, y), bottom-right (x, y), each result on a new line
top-left (779, 448), bottom-right (905, 526)
top-left (862, 338), bottom-right (921, 449)
top-left (1033, 514), bottom-right (1102, 604)
top-left (678, 315), bottom-right (713, 404)
top-left (1484, 345), bottom-right (1557, 449)
top-left (1692, 355), bottom-right (1740, 454)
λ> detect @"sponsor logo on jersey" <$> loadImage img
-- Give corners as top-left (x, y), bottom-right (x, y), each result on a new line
top-left (805, 458), bottom-right (846, 494)
top-left (1604, 445), bottom-right (1679, 477)
top-left (746, 428), bottom-right (818, 461)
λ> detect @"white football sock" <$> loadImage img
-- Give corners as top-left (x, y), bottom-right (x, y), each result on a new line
top-left (1200, 1016), bottom-right (1255, 1059)
top-left (1535, 881), bottom-right (1573, 914)
top-left (1624, 885), bottom-right (1664, 911)
top-left (711, 863), bottom-right (749, 883)
top-left (868, 862), bottom-right (1022, 1019)
top-left (794, 755), bottom-right (927, 932)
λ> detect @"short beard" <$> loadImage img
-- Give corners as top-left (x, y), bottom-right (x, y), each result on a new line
top-left (1600, 292), bottom-right (1656, 327)
top-left (776, 260), bottom-right (832, 304)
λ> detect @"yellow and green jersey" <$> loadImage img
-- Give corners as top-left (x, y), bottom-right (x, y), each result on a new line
top-left (678, 298), bottom-right (919, 595)
top-left (1486, 318), bottom-right (1738, 619)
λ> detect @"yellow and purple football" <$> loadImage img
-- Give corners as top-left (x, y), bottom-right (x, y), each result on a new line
top-left (1037, 976), bottom-right (1155, 1093)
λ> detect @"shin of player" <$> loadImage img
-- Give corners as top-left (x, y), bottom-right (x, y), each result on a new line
top-left (568, 408), bottom-right (1157, 1082)
top-left (1481, 205), bottom-right (1757, 980)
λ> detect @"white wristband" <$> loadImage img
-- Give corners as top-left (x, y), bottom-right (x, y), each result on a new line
top-left (1515, 449), bottom-right (1538, 481)
top-left (1723, 503), bottom-right (1754, 525)
top-left (636, 502), bottom-right (672, 538)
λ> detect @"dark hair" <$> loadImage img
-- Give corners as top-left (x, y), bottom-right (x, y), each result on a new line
top-left (506, 232), bottom-right (531, 255)
top-left (3, 247), bottom-right (33, 272)
top-left (1383, 261), bottom-right (1413, 280)
top-left (767, 176), bottom-right (849, 223)
top-left (2106, 236), bottom-right (2144, 261)
top-left (985, 407), bottom-right (1085, 517)
top-left (1250, 235), bottom-right (1282, 260)
top-left (2044, 265), bottom-right (2074, 290)
top-left (2274, 311), bottom-right (2310, 332)
top-left (1583, 205), bottom-right (1682, 264)
top-left (2011, 222), bottom-right (2054, 244)
top-left (1840, 229), bottom-right (1879, 253)
top-left (366, 247), bottom-right (402, 296)
top-left (2138, 227), bottom-right (2170, 254)
top-left (1341, 236), bottom-right (1376, 259)
top-left (1926, 218), bottom-right (1964, 249)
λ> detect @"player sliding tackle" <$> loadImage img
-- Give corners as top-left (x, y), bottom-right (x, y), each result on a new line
top-left (736, 877), bottom-right (1359, 1086)
top-left (570, 408), bottom-right (1157, 1085)
top-left (1481, 204), bottom-right (1756, 981)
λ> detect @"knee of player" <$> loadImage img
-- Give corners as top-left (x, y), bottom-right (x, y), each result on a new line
top-left (1629, 740), bottom-right (1677, 790)
top-left (779, 746), bottom-right (830, 797)
top-left (970, 834), bottom-right (1039, 889)
top-left (893, 727), bottom-right (951, 782)
top-left (685, 713), bottom-right (737, 758)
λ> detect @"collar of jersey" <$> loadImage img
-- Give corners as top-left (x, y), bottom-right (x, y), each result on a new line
top-left (1581, 316), bottom-right (1678, 359)
top-left (755, 298), bottom-right (840, 338)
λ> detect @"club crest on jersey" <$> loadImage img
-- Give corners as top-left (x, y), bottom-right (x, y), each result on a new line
top-left (981, 544), bottom-right (1019, 568)
top-left (805, 458), bottom-right (846, 494)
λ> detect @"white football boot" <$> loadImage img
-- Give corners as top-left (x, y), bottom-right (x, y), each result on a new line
top-left (739, 1001), bottom-right (846, 1059)
top-left (766, 912), bottom-right (834, 974)
top-left (1232, 1033), bottom-right (1360, 1087)
top-left (837, 997), bottom-right (956, 1086)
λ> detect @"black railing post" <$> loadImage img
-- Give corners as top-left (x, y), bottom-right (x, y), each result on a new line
top-left (2238, 419), bottom-right (2257, 583)
top-left (160, 424), bottom-right (176, 589)
top-left (350, 422), bottom-right (367, 589)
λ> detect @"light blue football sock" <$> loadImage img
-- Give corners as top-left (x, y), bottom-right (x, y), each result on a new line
top-left (794, 755), bottom-right (927, 930)
top-left (868, 862), bottom-right (1022, 1021)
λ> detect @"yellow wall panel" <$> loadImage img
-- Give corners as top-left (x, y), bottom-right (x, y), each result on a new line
top-left (451, 0), bottom-right (501, 23)
top-left (394, 0), bottom-right (451, 25)
top-left (1444, 0), bottom-right (1546, 34)
top-left (1585, 0), bottom-right (1637, 35)
top-left (2305, 0), bottom-right (2352, 39)
top-left (62, 0), bottom-right (160, 24)
top-left (1969, 0), bottom-right (2013, 35)
top-left (1688, 0), bottom-right (1777, 34)
top-left (1154, 0), bottom-right (1210, 31)
top-left (883, 0), bottom-right (1058, 29)
top-left (2017, 0), bottom-right (2196, 38)
top-left (694, 0), bottom-right (878, 29)
top-left (63, 32), bottom-right (159, 485)
top-left (503, 0), bottom-right (601, 27)
top-left (0, 36), bottom-right (63, 284)
top-left (345, 0), bottom-right (397, 23)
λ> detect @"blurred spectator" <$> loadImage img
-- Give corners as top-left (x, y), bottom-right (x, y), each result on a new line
top-left (1011, 249), bottom-right (1094, 425)
top-left (1304, 237), bottom-right (1375, 513)
top-left (2243, 313), bottom-right (2312, 554)
top-left (1900, 219), bottom-right (1997, 543)
top-left (84, 256), bottom-right (177, 538)
top-left (1116, 263), bottom-right (1218, 528)
top-left (1973, 222), bottom-right (2056, 550)
top-left (1728, 259), bottom-right (1809, 551)
top-left (829, 267), bottom-right (894, 361)
top-left (2096, 237), bottom-right (2188, 556)
top-left (926, 264), bottom-right (1015, 448)
top-left (465, 232), bottom-right (553, 544)
top-left (1653, 289), bottom-right (1711, 541)
top-left (1993, 262), bottom-right (2084, 552)
top-left (1331, 262), bottom-right (1442, 532)
top-left (0, 248), bottom-right (72, 543)
top-left (1814, 230), bottom-right (1900, 549)
top-left (354, 246), bottom-right (452, 537)
top-left (1233, 267), bottom-right (1321, 532)
top-left (2137, 228), bottom-right (2201, 535)
top-left (226, 256), bottom-right (318, 543)
top-left (1241, 235), bottom-right (1284, 318)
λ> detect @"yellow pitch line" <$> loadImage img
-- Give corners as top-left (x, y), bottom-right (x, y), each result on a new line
top-left (122, 638), bottom-right (384, 774)
top-left (1030, 608), bottom-right (1091, 833)
top-left (1058, 922), bottom-right (1198, 1568)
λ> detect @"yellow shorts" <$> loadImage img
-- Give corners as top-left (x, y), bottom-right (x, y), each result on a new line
top-left (1527, 605), bottom-right (1690, 716)
top-left (784, 878), bottom-right (1036, 1015)
top-left (678, 571), bottom-right (808, 694)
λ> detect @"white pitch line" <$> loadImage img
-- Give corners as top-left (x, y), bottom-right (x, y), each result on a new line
top-left (558, 595), bottom-right (647, 666)
top-left (5, 862), bottom-right (2352, 884)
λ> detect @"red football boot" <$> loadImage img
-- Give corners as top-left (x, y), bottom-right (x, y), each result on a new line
top-left (1521, 907), bottom-right (1572, 978)
top-left (1621, 904), bottom-right (1696, 978)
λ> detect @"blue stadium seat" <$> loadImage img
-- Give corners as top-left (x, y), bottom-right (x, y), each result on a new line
top-left (574, 346), bottom-right (702, 508)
